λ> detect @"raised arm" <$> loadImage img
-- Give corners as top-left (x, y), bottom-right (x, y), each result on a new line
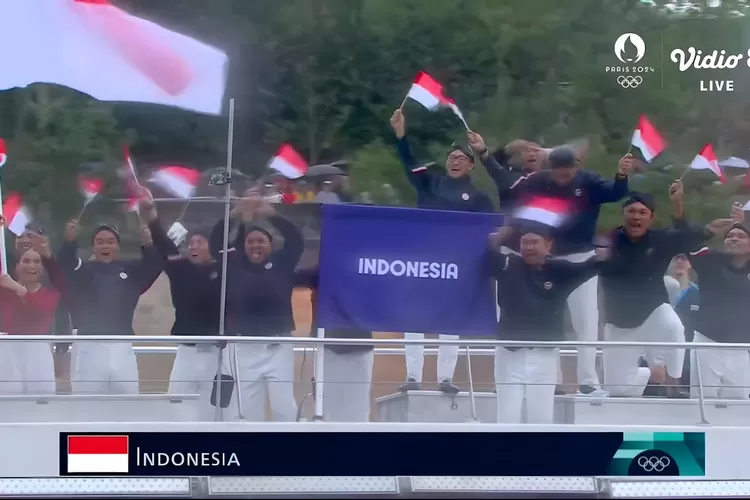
top-left (468, 131), bottom-right (526, 196)
top-left (267, 210), bottom-right (304, 270)
top-left (667, 180), bottom-right (733, 254)
top-left (588, 154), bottom-right (632, 204)
top-left (390, 109), bottom-right (432, 192)
top-left (56, 219), bottom-right (84, 277)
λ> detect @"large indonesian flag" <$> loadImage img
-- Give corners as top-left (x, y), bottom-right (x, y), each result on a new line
top-left (0, 0), bottom-right (228, 115)
top-left (151, 166), bottom-right (199, 199)
top-left (631, 115), bottom-right (666, 162)
top-left (689, 144), bottom-right (725, 183)
top-left (268, 145), bottom-right (308, 179)
top-left (2, 193), bottom-right (31, 236)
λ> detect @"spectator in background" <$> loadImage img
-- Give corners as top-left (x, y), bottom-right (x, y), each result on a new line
top-left (390, 108), bottom-right (494, 394)
top-left (210, 192), bottom-right (304, 421)
top-left (55, 195), bottom-right (163, 394)
top-left (472, 131), bottom-right (632, 397)
top-left (140, 196), bottom-right (226, 421)
top-left (0, 216), bottom-right (65, 394)
top-left (295, 267), bottom-right (374, 422)
top-left (667, 254), bottom-right (699, 397)
top-left (315, 178), bottom-right (342, 204)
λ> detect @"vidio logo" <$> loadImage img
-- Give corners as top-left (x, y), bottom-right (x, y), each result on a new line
top-left (606, 33), bottom-right (655, 88)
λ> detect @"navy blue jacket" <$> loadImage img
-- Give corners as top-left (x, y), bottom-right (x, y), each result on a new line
top-left (56, 241), bottom-right (164, 335)
top-left (395, 137), bottom-right (494, 212)
top-left (211, 215), bottom-right (304, 336)
top-left (599, 221), bottom-right (709, 329)
top-left (481, 155), bottom-right (629, 255)
top-left (148, 219), bottom-right (222, 337)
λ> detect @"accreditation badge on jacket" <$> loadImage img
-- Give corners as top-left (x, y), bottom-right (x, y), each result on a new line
top-left (119, 272), bottom-right (128, 279)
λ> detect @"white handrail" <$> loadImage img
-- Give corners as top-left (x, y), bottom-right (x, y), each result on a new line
top-left (1, 334), bottom-right (748, 350)
top-left (130, 346), bottom-right (597, 356)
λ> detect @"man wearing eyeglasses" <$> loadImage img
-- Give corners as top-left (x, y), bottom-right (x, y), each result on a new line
top-left (390, 108), bottom-right (494, 394)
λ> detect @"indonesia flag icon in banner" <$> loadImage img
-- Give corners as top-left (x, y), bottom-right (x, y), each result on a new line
top-left (2, 193), bottom-right (31, 236)
top-left (631, 115), bottom-right (666, 163)
top-left (513, 196), bottom-right (573, 228)
top-left (66, 435), bottom-right (129, 474)
top-left (689, 143), bottom-right (725, 183)
top-left (0, 138), bottom-right (7, 167)
top-left (268, 145), bottom-right (308, 179)
top-left (79, 176), bottom-right (104, 206)
top-left (151, 166), bottom-right (200, 199)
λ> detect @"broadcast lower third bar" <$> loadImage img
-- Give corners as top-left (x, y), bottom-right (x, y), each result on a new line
top-left (58, 431), bottom-right (705, 477)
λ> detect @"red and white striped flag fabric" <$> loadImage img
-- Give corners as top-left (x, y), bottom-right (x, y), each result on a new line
top-left (66, 435), bottom-right (129, 474)
top-left (631, 115), bottom-right (666, 162)
top-left (79, 176), bottom-right (104, 206)
top-left (406, 71), bottom-right (446, 110)
top-left (2, 193), bottom-right (31, 236)
top-left (0, 138), bottom-right (7, 168)
top-left (268, 145), bottom-right (308, 179)
top-left (0, 0), bottom-right (227, 115)
top-left (513, 196), bottom-right (572, 228)
top-left (689, 144), bottom-right (725, 183)
top-left (151, 166), bottom-right (199, 199)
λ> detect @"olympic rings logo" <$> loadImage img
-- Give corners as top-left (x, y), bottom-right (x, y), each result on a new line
top-left (617, 75), bottom-right (643, 88)
top-left (638, 456), bottom-right (671, 472)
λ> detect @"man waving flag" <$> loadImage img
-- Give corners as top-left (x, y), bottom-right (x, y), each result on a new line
top-left (0, 0), bottom-right (228, 115)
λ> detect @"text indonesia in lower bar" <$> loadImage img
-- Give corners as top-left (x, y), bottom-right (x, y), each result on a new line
top-left (59, 432), bottom-right (706, 477)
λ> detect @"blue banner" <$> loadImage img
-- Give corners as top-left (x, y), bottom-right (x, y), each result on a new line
top-left (317, 204), bottom-right (502, 336)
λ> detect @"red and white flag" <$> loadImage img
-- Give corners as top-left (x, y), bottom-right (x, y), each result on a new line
top-left (631, 115), bottom-right (666, 162)
top-left (151, 166), bottom-right (199, 199)
top-left (0, 138), bottom-right (7, 168)
top-left (689, 144), bottom-right (725, 183)
top-left (404, 72), bottom-right (469, 128)
top-left (268, 145), bottom-right (308, 179)
top-left (66, 435), bottom-right (129, 474)
top-left (79, 176), bottom-right (104, 206)
top-left (2, 193), bottom-right (31, 236)
top-left (513, 196), bottom-right (572, 228)
top-left (0, 0), bottom-right (227, 115)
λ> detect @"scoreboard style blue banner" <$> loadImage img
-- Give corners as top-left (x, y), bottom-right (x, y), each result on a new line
top-left (59, 431), bottom-right (706, 477)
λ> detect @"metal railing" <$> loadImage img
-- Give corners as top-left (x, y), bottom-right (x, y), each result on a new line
top-left (1, 334), bottom-right (746, 424)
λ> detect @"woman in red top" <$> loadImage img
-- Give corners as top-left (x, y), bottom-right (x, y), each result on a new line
top-left (0, 216), bottom-right (64, 394)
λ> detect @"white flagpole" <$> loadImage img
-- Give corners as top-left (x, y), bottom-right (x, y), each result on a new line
top-left (0, 184), bottom-right (7, 274)
top-left (214, 98), bottom-right (235, 421)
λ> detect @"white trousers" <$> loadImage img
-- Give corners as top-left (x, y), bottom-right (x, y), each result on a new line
top-left (551, 251), bottom-right (600, 388)
top-left (169, 344), bottom-right (236, 421)
top-left (691, 332), bottom-right (750, 399)
top-left (231, 341), bottom-right (297, 422)
top-left (494, 346), bottom-right (559, 423)
top-left (72, 342), bottom-right (140, 394)
top-left (323, 348), bottom-right (374, 422)
top-left (501, 248), bottom-right (600, 388)
top-left (603, 304), bottom-right (685, 397)
top-left (0, 341), bottom-right (56, 395)
top-left (404, 333), bottom-right (458, 383)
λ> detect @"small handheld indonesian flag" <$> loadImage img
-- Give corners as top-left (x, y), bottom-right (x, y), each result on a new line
top-left (66, 435), bottom-right (129, 474)
top-left (79, 176), bottom-right (104, 206)
top-left (150, 166), bottom-right (200, 199)
top-left (689, 143), bottom-right (725, 183)
top-left (2, 193), bottom-right (31, 236)
top-left (513, 196), bottom-right (572, 228)
top-left (268, 144), bottom-right (308, 179)
top-left (631, 115), bottom-right (666, 163)
top-left (0, 137), bottom-right (7, 167)
top-left (404, 71), bottom-right (469, 129)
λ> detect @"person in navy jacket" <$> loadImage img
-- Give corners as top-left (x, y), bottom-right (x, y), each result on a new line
top-left (469, 130), bottom-right (632, 396)
top-left (390, 108), bottom-right (494, 395)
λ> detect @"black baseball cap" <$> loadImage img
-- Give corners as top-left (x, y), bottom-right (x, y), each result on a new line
top-left (548, 146), bottom-right (578, 169)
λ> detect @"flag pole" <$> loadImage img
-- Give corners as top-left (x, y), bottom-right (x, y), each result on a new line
top-left (0, 181), bottom-right (8, 275)
top-left (398, 95), bottom-right (409, 111)
top-left (214, 98), bottom-right (235, 422)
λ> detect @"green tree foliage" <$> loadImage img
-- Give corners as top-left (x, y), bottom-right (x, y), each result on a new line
top-left (1, 0), bottom-right (749, 231)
